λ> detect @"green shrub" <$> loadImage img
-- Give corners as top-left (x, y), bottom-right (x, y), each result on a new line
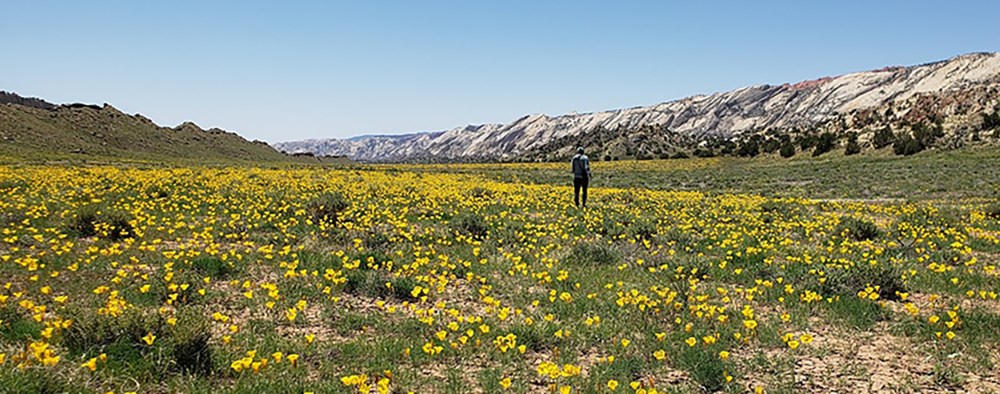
top-left (191, 256), bottom-right (234, 279)
top-left (835, 217), bottom-right (879, 241)
top-left (0, 368), bottom-right (87, 394)
top-left (913, 122), bottom-right (944, 147)
top-left (63, 309), bottom-right (164, 356)
top-left (693, 148), bottom-right (715, 158)
top-left (892, 134), bottom-right (924, 156)
top-left (67, 206), bottom-right (134, 240)
top-left (737, 138), bottom-right (760, 157)
top-left (145, 185), bottom-right (171, 199)
top-left (779, 143), bottom-right (796, 158)
top-left (451, 212), bottom-right (489, 239)
top-left (660, 227), bottom-right (695, 248)
top-left (343, 270), bottom-right (420, 301)
top-left (564, 242), bottom-right (619, 265)
top-left (596, 212), bottom-right (632, 238)
top-left (872, 126), bottom-right (895, 149)
top-left (822, 263), bottom-right (906, 301)
top-left (812, 132), bottom-right (836, 157)
top-left (844, 140), bottom-right (861, 155)
top-left (0, 210), bottom-right (27, 226)
top-left (171, 316), bottom-right (214, 376)
top-left (364, 231), bottom-right (393, 251)
top-left (628, 220), bottom-right (657, 241)
top-left (676, 346), bottom-right (728, 392)
top-left (102, 210), bottom-right (135, 241)
top-left (389, 276), bottom-right (420, 301)
top-left (0, 304), bottom-right (42, 342)
top-left (67, 206), bottom-right (101, 237)
top-left (982, 203), bottom-right (1000, 220)
top-left (467, 186), bottom-right (494, 200)
top-left (826, 296), bottom-right (888, 330)
top-left (982, 108), bottom-right (1000, 130)
top-left (307, 192), bottom-right (350, 225)
top-left (343, 270), bottom-right (379, 297)
top-left (760, 200), bottom-right (790, 215)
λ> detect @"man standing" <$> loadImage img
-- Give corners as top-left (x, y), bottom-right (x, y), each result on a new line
top-left (571, 147), bottom-right (591, 208)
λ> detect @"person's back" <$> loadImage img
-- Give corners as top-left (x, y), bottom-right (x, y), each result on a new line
top-left (571, 147), bottom-right (590, 208)
top-left (572, 153), bottom-right (590, 179)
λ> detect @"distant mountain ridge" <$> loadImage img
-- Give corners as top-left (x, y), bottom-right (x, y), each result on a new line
top-left (274, 52), bottom-right (1000, 162)
top-left (0, 91), bottom-right (316, 163)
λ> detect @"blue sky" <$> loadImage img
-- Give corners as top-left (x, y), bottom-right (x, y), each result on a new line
top-left (3, 1), bottom-right (999, 142)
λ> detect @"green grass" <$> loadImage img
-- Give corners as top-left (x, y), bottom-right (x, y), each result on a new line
top-left (402, 146), bottom-right (1000, 200)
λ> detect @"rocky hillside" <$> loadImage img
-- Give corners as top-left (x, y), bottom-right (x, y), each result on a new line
top-left (275, 52), bottom-right (1000, 162)
top-left (0, 92), bottom-right (326, 164)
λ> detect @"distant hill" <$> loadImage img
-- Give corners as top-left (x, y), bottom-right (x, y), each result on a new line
top-left (0, 91), bottom-right (337, 164)
top-left (275, 52), bottom-right (1000, 162)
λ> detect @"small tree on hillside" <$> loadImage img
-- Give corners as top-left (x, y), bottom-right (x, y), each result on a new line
top-left (982, 107), bottom-right (1000, 131)
top-left (893, 133), bottom-right (924, 156)
top-left (844, 132), bottom-right (861, 155)
top-left (736, 137), bottom-right (760, 157)
top-left (912, 122), bottom-right (944, 147)
top-left (872, 126), bottom-right (894, 149)
top-left (812, 132), bottom-right (836, 157)
top-left (779, 143), bottom-right (796, 158)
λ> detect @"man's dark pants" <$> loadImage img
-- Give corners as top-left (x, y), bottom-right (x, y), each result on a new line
top-left (573, 176), bottom-right (589, 208)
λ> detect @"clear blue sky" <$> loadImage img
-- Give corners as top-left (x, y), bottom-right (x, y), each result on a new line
top-left (3, 1), bottom-right (999, 142)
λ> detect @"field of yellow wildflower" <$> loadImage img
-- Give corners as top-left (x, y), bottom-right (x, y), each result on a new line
top-left (1, 159), bottom-right (999, 393)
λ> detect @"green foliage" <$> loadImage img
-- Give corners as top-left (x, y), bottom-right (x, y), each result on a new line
top-left (191, 256), bottom-right (235, 279)
top-left (67, 206), bottom-right (134, 240)
top-left (451, 212), bottom-right (489, 239)
top-left (762, 137), bottom-right (782, 154)
top-left (67, 206), bottom-right (101, 238)
top-left (343, 270), bottom-right (419, 301)
top-left (844, 131), bottom-right (861, 155)
top-left (834, 216), bottom-right (879, 241)
top-left (344, 270), bottom-right (381, 297)
top-left (893, 133), bottom-right (925, 156)
top-left (170, 316), bottom-right (214, 377)
top-left (628, 220), bottom-right (657, 241)
top-left (466, 186), bottom-right (495, 200)
top-left (389, 276), bottom-right (420, 301)
top-left (912, 122), bottom-right (944, 147)
top-left (981, 108), bottom-right (1000, 130)
top-left (0, 304), bottom-right (42, 342)
top-left (982, 203), bottom-right (1000, 220)
top-left (812, 132), bottom-right (836, 157)
top-left (676, 346), bottom-right (728, 392)
top-left (822, 263), bottom-right (906, 302)
top-left (825, 295), bottom-right (888, 330)
top-left (737, 136), bottom-right (761, 157)
top-left (62, 309), bottom-right (164, 356)
top-left (693, 148), bottom-right (715, 158)
top-left (872, 126), bottom-right (895, 149)
top-left (307, 192), bottom-right (350, 225)
top-left (779, 143), bottom-right (796, 158)
top-left (564, 241), bottom-right (619, 265)
top-left (844, 140), bottom-right (861, 155)
top-left (797, 134), bottom-right (815, 151)
top-left (0, 368), bottom-right (88, 394)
